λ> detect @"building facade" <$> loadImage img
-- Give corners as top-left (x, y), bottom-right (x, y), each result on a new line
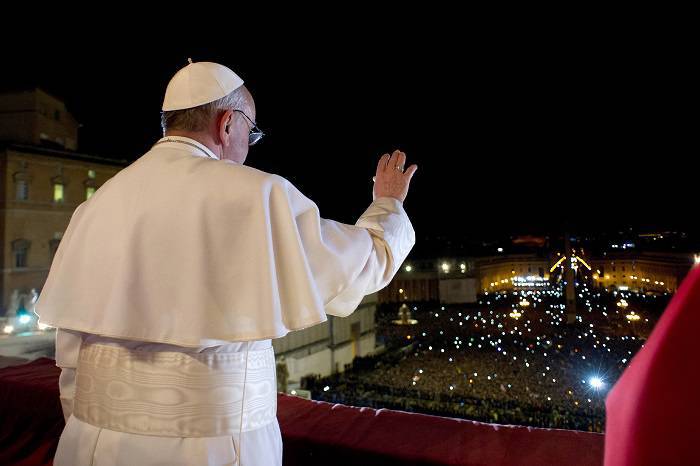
top-left (273, 292), bottom-right (380, 387)
top-left (378, 251), bottom-right (695, 305)
top-left (0, 89), bottom-right (128, 317)
top-left (0, 88), bottom-right (79, 151)
top-left (590, 252), bottom-right (693, 294)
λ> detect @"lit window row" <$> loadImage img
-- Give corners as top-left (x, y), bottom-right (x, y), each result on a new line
top-left (15, 169), bottom-right (97, 202)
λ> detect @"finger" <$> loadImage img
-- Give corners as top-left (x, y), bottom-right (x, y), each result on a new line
top-left (397, 151), bottom-right (407, 171)
top-left (404, 164), bottom-right (418, 180)
top-left (377, 153), bottom-right (390, 175)
top-left (388, 150), bottom-right (400, 168)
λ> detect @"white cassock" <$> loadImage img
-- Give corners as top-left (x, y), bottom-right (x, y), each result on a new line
top-left (35, 135), bottom-right (416, 466)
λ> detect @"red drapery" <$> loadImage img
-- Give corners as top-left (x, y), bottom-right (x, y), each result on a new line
top-left (605, 265), bottom-right (700, 466)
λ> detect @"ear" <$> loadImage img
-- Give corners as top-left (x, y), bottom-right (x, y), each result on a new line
top-left (218, 109), bottom-right (234, 146)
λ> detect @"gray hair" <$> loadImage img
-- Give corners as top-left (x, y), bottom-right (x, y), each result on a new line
top-left (161, 87), bottom-right (247, 133)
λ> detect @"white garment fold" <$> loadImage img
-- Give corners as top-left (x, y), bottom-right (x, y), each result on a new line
top-left (36, 137), bottom-right (416, 346)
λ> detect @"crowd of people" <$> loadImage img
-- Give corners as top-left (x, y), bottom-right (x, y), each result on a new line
top-left (303, 284), bottom-right (670, 433)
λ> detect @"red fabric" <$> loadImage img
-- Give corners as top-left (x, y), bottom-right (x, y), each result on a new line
top-left (277, 394), bottom-right (603, 466)
top-left (605, 265), bottom-right (700, 466)
top-left (0, 357), bottom-right (604, 466)
top-left (0, 358), bottom-right (63, 466)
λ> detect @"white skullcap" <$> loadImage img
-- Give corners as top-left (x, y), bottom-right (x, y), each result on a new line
top-left (162, 59), bottom-right (244, 111)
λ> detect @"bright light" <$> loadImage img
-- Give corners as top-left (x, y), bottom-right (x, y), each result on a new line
top-left (323, 386), bottom-right (330, 392)
top-left (617, 299), bottom-right (629, 309)
top-left (441, 262), bottom-right (450, 273)
top-left (399, 288), bottom-right (404, 294)
top-left (512, 276), bottom-right (548, 288)
top-left (405, 265), bottom-right (413, 272)
top-left (519, 299), bottom-right (530, 307)
top-left (3, 325), bottom-right (14, 334)
top-left (550, 257), bottom-right (566, 273)
top-left (509, 311), bottom-right (522, 319)
top-left (19, 315), bottom-right (31, 324)
top-left (589, 377), bottom-right (604, 389)
top-left (626, 312), bottom-right (641, 321)
top-left (497, 248), bottom-right (503, 253)
top-left (695, 254), bottom-right (700, 265)
top-left (575, 256), bottom-right (592, 270)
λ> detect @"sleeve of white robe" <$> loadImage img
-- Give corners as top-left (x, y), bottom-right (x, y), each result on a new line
top-left (274, 175), bottom-right (416, 319)
top-left (55, 327), bottom-right (83, 423)
top-left (325, 196), bottom-right (416, 317)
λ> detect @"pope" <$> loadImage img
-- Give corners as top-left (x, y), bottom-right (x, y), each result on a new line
top-left (36, 59), bottom-right (418, 466)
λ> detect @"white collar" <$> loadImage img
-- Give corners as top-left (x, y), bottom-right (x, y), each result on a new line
top-left (156, 136), bottom-right (220, 160)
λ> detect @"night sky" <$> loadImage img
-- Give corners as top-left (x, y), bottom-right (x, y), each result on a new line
top-left (1, 31), bottom-right (693, 247)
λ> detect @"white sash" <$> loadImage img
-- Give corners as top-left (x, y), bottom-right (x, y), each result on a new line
top-left (73, 342), bottom-right (277, 438)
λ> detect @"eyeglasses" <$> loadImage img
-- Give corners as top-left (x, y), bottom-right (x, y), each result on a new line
top-left (233, 109), bottom-right (265, 146)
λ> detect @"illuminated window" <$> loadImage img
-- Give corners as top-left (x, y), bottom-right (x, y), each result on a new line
top-left (53, 183), bottom-right (64, 203)
top-left (86, 186), bottom-right (95, 199)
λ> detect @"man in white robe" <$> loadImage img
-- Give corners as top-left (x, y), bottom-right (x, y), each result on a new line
top-left (35, 60), bottom-right (418, 466)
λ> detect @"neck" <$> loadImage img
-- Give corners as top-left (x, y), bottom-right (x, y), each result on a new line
top-left (165, 130), bottom-right (221, 159)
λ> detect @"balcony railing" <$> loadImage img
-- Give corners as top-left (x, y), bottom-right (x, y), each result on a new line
top-left (0, 357), bottom-right (604, 466)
